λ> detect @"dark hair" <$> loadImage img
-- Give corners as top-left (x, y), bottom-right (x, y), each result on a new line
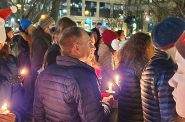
top-left (0, 44), bottom-right (11, 62)
top-left (119, 32), bottom-right (152, 77)
top-left (116, 30), bottom-right (124, 37)
top-left (49, 26), bottom-right (56, 34)
top-left (97, 22), bottom-right (102, 26)
top-left (55, 17), bottom-right (77, 33)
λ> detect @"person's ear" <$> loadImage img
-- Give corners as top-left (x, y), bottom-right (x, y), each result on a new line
top-left (71, 43), bottom-right (80, 55)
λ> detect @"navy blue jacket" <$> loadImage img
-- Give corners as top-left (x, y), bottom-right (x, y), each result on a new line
top-left (33, 56), bottom-right (110, 122)
top-left (141, 49), bottom-right (177, 122)
top-left (117, 64), bottom-right (143, 122)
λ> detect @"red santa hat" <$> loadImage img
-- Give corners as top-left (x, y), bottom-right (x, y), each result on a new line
top-left (102, 29), bottom-right (118, 46)
top-left (0, 6), bottom-right (17, 44)
top-left (0, 6), bottom-right (17, 20)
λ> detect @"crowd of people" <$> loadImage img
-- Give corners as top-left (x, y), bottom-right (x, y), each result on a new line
top-left (0, 13), bottom-right (185, 122)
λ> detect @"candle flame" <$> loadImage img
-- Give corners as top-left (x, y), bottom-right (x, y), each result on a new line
top-left (1, 103), bottom-right (10, 114)
top-left (20, 68), bottom-right (28, 75)
top-left (109, 83), bottom-right (113, 91)
top-left (1, 103), bottom-right (7, 110)
top-left (115, 75), bottom-right (120, 85)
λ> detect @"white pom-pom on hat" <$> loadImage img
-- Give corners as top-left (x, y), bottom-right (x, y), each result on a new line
top-left (111, 39), bottom-right (120, 51)
top-left (10, 6), bottom-right (17, 13)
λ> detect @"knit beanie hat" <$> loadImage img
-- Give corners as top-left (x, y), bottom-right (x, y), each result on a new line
top-left (175, 31), bottom-right (185, 59)
top-left (152, 17), bottom-right (185, 50)
top-left (38, 16), bottom-right (55, 30)
top-left (102, 29), bottom-right (118, 46)
top-left (20, 19), bottom-right (32, 31)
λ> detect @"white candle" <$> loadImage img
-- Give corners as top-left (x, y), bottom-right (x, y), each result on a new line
top-left (115, 75), bottom-right (119, 85)
top-left (109, 83), bottom-right (113, 92)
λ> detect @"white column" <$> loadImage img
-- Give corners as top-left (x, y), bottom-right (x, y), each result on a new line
top-left (67, 0), bottom-right (70, 16)
top-left (82, 0), bottom-right (85, 17)
top-left (96, 1), bottom-right (100, 18)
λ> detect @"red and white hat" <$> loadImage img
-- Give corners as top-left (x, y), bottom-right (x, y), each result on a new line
top-left (0, 6), bottom-right (17, 43)
top-left (0, 6), bottom-right (17, 20)
top-left (175, 31), bottom-right (185, 59)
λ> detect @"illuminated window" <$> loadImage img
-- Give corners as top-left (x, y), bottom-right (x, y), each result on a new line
top-left (70, 0), bottom-right (82, 16)
top-left (99, 2), bottom-right (110, 18)
top-left (59, 0), bottom-right (67, 16)
top-left (113, 4), bottom-right (124, 18)
top-left (85, 1), bottom-right (97, 17)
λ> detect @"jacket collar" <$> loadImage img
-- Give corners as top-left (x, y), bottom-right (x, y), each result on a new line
top-left (153, 48), bottom-right (170, 60)
top-left (56, 56), bottom-right (94, 72)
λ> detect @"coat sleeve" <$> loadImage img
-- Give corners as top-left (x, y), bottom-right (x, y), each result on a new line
top-left (33, 77), bottom-right (45, 122)
top-left (157, 73), bottom-right (177, 122)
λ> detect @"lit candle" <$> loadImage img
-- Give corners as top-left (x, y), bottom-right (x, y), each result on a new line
top-left (109, 83), bottom-right (113, 92)
top-left (0, 103), bottom-right (9, 114)
top-left (115, 75), bottom-right (120, 86)
top-left (106, 83), bottom-right (115, 94)
top-left (20, 67), bottom-right (28, 75)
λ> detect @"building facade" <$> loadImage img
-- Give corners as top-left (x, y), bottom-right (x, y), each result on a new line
top-left (59, 0), bottom-right (127, 30)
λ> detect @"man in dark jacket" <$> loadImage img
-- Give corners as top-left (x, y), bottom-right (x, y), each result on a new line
top-left (33, 27), bottom-right (110, 122)
top-left (141, 17), bottom-right (185, 122)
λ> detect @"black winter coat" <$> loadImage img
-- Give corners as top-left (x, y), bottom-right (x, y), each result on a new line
top-left (31, 27), bottom-right (52, 75)
top-left (141, 49), bottom-right (177, 122)
top-left (117, 65), bottom-right (143, 122)
top-left (33, 56), bottom-right (110, 122)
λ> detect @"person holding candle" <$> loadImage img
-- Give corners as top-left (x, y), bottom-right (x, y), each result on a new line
top-left (0, 44), bottom-right (28, 122)
top-left (33, 27), bottom-right (111, 122)
top-left (117, 32), bottom-right (154, 122)
top-left (98, 27), bottom-right (119, 91)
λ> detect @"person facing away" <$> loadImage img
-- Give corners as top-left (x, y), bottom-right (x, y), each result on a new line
top-left (42, 17), bottom-right (77, 68)
top-left (140, 17), bottom-right (185, 122)
top-left (19, 19), bottom-right (36, 50)
top-left (169, 31), bottom-right (185, 122)
top-left (33, 27), bottom-right (111, 122)
top-left (117, 32), bottom-right (154, 122)
top-left (30, 15), bottom-right (54, 77)
top-left (98, 27), bottom-right (118, 91)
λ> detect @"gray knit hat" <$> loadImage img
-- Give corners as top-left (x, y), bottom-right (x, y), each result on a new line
top-left (38, 16), bottom-right (55, 30)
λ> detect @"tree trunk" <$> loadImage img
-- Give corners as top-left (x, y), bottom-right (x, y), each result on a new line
top-left (50, 0), bottom-right (60, 21)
